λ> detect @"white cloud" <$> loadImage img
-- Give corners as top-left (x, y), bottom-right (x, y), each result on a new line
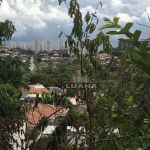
top-left (46, 5), bottom-right (70, 21)
top-left (0, 1), bottom-right (16, 21)
top-left (81, 5), bottom-right (95, 15)
top-left (80, 5), bottom-right (108, 20)
top-left (117, 13), bottom-right (140, 22)
top-left (0, 0), bottom-right (149, 47)
top-left (102, 4), bottom-right (108, 12)
top-left (135, 0), bottom-right (150, 10)
top-left (110, 0), bottom-right (124, 9)
top-left (67, 23), bottom-right (73, 26)
top-left (0, 0), bottom-right (71, 32)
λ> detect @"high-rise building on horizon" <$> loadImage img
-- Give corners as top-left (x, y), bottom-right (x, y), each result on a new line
top-left (118, 40), bottom-right (134, 50)
top-left (33, 39), bottom-right (50, 51)
top-left (18, 42), bottom-right (26, 50)
top-left (9, 42), bottom-right (17, 49)
top-left (44, 39), bottom-right (51, 51)
top-left (56, 40), bottom-right (64, 50)
top-left (118, 38), bottom-right (150, 50)
top-left (40, 40), bottom-right (44, 51)
top-left (33, 39), bottom-right (41, 51)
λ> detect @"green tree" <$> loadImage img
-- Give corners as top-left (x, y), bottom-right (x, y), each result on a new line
top-left (0, 19), bottom-right (16, 45)
top-left (0, 56), bottom-right (29, 89)
top-left (0, 1), bottom-right (29, 149)
top-left (0, 88), bottom-right (27, 149)
top-left (54, 0), bottom-right (150, 150)
top-left (62, 53), bottom-right (70, 57)
top-left (42, 93), bottom-right (55, 104)
top-left (26, 127), bottom-right (40, 141)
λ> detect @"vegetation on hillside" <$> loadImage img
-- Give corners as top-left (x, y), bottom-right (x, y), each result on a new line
top-left (55, 0), bottom-right (150, 149)
top-left (1, 0), bottom-right (150, 149)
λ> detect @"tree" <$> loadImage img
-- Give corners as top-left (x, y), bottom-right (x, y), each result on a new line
top-left (62, 53), bottom-right (70, 57)
top-left (0, 1), bottom-right (30, 149)
top-left (0, 88), bottom-right (27, 149)
top-left (97, 17), bottom-right (150, 149)
top-left (54, 0), bottom-right (150, 149)
top-left (42, 93), bottom-right (55, 104)
top-left (0, 56), bottom-right (29, 89)
top-left (0, 19), bottom-right (16, 45)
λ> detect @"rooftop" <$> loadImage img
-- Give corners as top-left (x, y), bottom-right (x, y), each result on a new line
top-left (29, 84), bottom-right (49, 94)
top-left (26, 103), bottom-right (68, 125)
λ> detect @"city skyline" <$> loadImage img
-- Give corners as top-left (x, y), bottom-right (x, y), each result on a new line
top-left (7, 39), bottom-right (66, 50)
top-left (9, 41), bottom-right (26, 49)
top-left (0, 0), bottom-right (150, 48)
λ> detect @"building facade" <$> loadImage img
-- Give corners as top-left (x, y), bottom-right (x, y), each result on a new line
top-left (33, 39), bottom-right (41, 51)
top-left (56, 40), bottom-right (64, 50)
top-left (18, 42), bottom-right (26, 50)
top-left (118, 40), bottom-right (134, 50)
top-left (33, 39), bottom-right (51, 51)
top-left (44, 39), bottom-right (51, 51)
top-left (9, 42), bottom-right (17, 49)
top-left (118, 38), bottom-right (150, 50)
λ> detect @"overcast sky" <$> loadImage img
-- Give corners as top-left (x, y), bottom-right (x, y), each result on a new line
top-left (0, 0), bottom-right (150, 49)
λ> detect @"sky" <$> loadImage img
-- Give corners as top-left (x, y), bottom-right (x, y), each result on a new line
top-left (0, 0), bottom-right (150, 49)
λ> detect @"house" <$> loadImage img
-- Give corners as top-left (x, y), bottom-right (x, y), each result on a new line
top-left (20, 84), bottom-right (49, 104)
top-left (40, 61), bottom-right (49, 67)
top-left (41, 57), bottom-right (49, 61)
top-left (19, 91), bottom-right (41, 104)
top-left (28, 84), bottom-right (49, 94)
top-left (67, 96), bottom-right (87, 111)
top-left (26, 103), bottom-right (69, 126)
top-left (52, 61), bottom-right (60, 68)
top-left (23, 104), bottom-right (69, 149)
top-left (48, 86), bottom-right (65, 96)
top-left (36, 125), bottom-right (86, 149)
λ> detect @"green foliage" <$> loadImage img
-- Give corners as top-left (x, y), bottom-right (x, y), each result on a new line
top-left (112, 49), bottom-right (123, 56)
top-left (37, 117), bottom-right (49, 132)
top-left (62, 53), bottom-right (70, 57)
top-left (26, 127), bottom-right (40, 140)
top-left (0, 56), bottom-right (28, 89)
top-left (0, 88), bottom-right (27, 149)
top-left (42, 93), bottom-right (55, 104)
top-left (0, 89), bottom-right (22, 118)
top-left (59, 0), bottom-right (112, 58)
top-left (0, 19), bottom-right (16, 45)
top-left (53, 1), bottom-right (150, 150)
top-left (2, 0), bottom-right (150, 149)
top-left (29, 57), bottom-right (80, 88)
top-left (99, 17), bottom-right (121, 30)
top-left (96, 17), bottom-right (150, 149)
top-left (0, 83), bottom-right (20, 98)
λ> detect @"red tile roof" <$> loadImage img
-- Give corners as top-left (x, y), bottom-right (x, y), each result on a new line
top-left (26, 103), bottom-right (67, 125)
top-left (28, 84), bottom-right (49, 94)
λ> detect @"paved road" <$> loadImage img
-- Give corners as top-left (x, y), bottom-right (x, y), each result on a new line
top-left (29, 57), bottom-right (36, 71)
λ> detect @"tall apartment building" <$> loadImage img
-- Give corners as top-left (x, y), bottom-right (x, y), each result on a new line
top-left (118, 40), bottom-right (134, 50)
top-left (118, 38), bottom-right (150, 50)
top-left (18, 42), bottom-right (26, 50)
top-left (56, 40), bottom-right (64, 50)
top-left (33, 39), bottom-right (47, 51)
top-left (9, 42), bottom-right (17, 49)
top-left (40, 40), bottom-right (44, 51)
top-left (44, 39), bottom-right (51, 51)
top-left (33, 40), bottom-right (41, 51)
